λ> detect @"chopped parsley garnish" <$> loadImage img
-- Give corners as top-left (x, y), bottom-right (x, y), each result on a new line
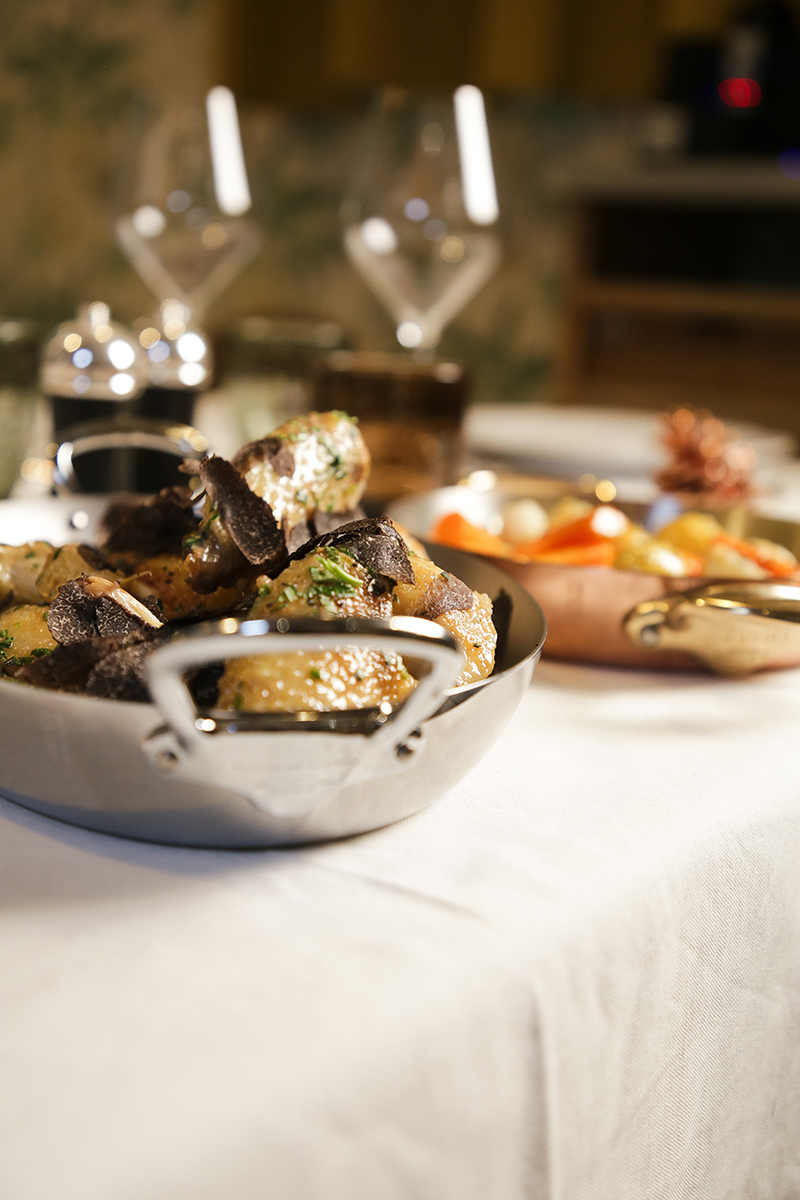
top-left (309, 552), bottom-right (361, 589)
top-left (0, 630), bottom-right (52, 667)
top-left (273, 584), bottom-right (298, 609)
top-left (309, 667), bottom-right (321, 680)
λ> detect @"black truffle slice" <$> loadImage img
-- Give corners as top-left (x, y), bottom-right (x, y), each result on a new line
top-left (101, 486), bottom-right (199, 558)
top-left (48, 576), bottom-right (164, 645)
top-left (17, 627), bottom-right (159, 694)
top-left (17, 638), bottom-right (110, 691)
top-left (285, 517), bottom-right (415, 591)
top-left (408, 572), bottom-right (474, 621)
top-left (84, 637), bottom-right (165, 702)
top-left (198, 455), bottom-right (285, 567)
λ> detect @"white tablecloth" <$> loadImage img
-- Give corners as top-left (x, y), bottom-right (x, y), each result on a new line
top-left (2, 660), bottom-right (800, 1200)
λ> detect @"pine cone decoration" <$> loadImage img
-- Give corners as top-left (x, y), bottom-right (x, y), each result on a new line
top-left (655, 408), bottom-right (756, 506)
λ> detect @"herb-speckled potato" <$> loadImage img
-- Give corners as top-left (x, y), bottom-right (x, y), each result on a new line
top-left (0, 604), bottom-right (57, 675)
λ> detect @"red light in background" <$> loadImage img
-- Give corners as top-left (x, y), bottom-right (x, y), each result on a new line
top-left (719, 77), bottom-right (762, 108)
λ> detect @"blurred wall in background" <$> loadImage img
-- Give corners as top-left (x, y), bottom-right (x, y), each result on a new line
top-left (2, 0), bottom-right (800, 404)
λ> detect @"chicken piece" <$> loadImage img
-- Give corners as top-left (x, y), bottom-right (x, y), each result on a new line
top-left (125, 553), bottom-right (251, 621)
top-left (36, 543), bottom-right (121, 603)
top-left (217, 646), bottom-right (415, 714)
top-left (218, 530), bottom-right (413, 713)
top-left (250, 546), bottom-right (393, 622)
top-left (0, 542), bottom-right (52, 607)
top-left (0, 604), bottom-right (57, 675)
top-left (232, 411), bottom-right (370, 529)
top-left (392, 551), bottom-right (496, 685)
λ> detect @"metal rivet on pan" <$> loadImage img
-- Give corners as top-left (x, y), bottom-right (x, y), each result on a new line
top-left (69, 510), bottom-right (90, 530)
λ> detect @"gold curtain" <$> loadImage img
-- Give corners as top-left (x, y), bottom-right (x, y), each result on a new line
top-left (217, 0), bottom-right (800, 105)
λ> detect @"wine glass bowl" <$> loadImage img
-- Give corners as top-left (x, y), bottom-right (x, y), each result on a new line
top-left (115, 89), bottom-right (261, 320)
top-left (343, 87), bottom-right (501, 351)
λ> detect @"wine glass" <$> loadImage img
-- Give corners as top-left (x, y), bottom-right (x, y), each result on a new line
top-left (342, 86), bottom-right (502, 353)
top-left (115, 88), bottom-right (261, 323)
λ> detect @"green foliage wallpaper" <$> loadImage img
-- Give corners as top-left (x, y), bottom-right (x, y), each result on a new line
top-left (0, 0), bottom-right (581, 402)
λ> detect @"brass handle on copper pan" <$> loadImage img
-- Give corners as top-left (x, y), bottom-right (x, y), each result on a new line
top-left (623, 580), bottom-right (800, 676)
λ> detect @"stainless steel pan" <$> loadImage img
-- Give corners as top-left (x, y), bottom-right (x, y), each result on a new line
top-left (389, 479), bottom-right (800, 675)
top-left (0, 495), bottom-right (545, 848)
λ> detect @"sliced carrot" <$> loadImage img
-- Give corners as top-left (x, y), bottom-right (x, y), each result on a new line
top-left (677, 550), bottom-right (706, 576)
top-left (431, 512), bottom-right (514, 557)
top-left (526, 541), bottom-right (617, 567)
top-left (515, 505), bottom-right (629, 558)
top-left (717, 533), bottom-right (797, 577)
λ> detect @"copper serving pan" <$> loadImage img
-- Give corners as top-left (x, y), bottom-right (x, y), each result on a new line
top-left (0, 494), bottom-right (545, 848)
top-left (389, 478), bottom-right (800, 675)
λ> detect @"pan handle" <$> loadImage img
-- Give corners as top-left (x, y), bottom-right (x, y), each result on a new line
top-left (623, 579), bottom-right (800, 675)
top-left (142, 615), bottom-right (463, 819)
top-left (52, 416), bottom-right (208, 493)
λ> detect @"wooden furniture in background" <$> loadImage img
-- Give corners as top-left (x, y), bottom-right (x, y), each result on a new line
top-left (213, 0), bottom-right (720, 107)
top-left (553, 159), bottom-right (800, 436)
